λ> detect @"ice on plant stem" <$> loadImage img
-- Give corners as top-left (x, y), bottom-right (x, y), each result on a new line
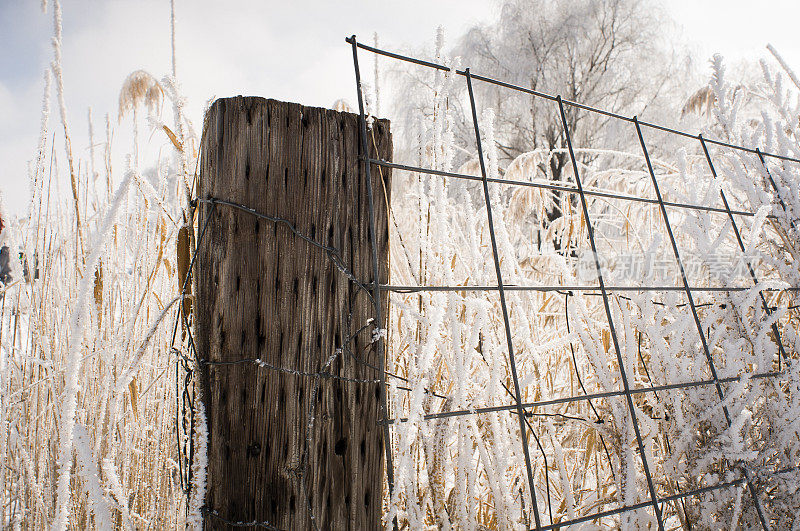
top-left (6, 1), bottom-right (800, 528)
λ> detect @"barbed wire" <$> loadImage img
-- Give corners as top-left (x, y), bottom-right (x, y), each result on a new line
top-left (202, 507), bottom-right (282, 530)
top-left (173, 184), bottom-right (399, 528)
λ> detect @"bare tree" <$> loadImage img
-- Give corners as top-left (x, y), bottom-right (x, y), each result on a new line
top-left (392, 0), bottom-right (692, 227)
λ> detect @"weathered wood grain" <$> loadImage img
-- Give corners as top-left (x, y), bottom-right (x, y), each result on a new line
top-left (197, 97), bottom-right (391, 529)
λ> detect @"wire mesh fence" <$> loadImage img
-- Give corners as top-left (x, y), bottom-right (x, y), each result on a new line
top-left (345, 35), bottom-right (800, 530)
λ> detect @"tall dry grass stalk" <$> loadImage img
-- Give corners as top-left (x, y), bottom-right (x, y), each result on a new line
top-left (50, 0), bottom-right (84, 263)
top-left (0, 0), bottom-right (200, 528)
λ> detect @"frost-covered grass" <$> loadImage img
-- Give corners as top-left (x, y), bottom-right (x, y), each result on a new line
top-left (3, 1), bottom-right (800, 529)
top-left (0, 1), bottom-right (199, 528)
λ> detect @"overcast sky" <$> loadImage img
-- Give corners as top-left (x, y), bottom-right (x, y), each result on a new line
top-left (2, 0), bottom-right (800, 218)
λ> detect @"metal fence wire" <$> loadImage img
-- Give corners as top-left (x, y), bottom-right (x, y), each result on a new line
top-left (345, 35), bottom-right (800, 530)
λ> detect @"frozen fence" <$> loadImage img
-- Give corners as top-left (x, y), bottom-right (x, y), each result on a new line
top-left (344, 36), bottom-right (800, 530)
top-left (175, 37), bottom-right (800, 530)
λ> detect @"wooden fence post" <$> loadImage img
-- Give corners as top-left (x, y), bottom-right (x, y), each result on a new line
top-left (196, 97), bottom-right (391, 529)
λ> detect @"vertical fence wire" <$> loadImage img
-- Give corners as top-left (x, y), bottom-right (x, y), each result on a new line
top-left (635, 118), bottom-right (770, 530)
top-left (465, 68), bottom-right (543, 529)
top-left (757, 148), bottom-right (798, 236)
top-left (349, 36), bottom-right (397, 509)
top-left (560, 99), bottom-right (666, 530)
top-left (700, 136), bottom-right (788, 370)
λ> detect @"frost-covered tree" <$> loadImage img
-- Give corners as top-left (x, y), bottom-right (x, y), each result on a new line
top-left (392, 0), bottom-right (693, 226)
top-left (459, 0), bottom-right (683, 155)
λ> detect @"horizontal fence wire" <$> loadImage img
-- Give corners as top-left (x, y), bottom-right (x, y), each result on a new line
top-left (346, 35), bottom-right (800, 531)
top-left (537, 465), bottom-right (799, 531)
top-left (346, 37), bottom-right (800, 165)
top-left (380, 284), bottom-right (800, 293)
top-left (366, 158), bottom-right (771, 219)
top-left (383, 369), bottom-right (784, 424)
